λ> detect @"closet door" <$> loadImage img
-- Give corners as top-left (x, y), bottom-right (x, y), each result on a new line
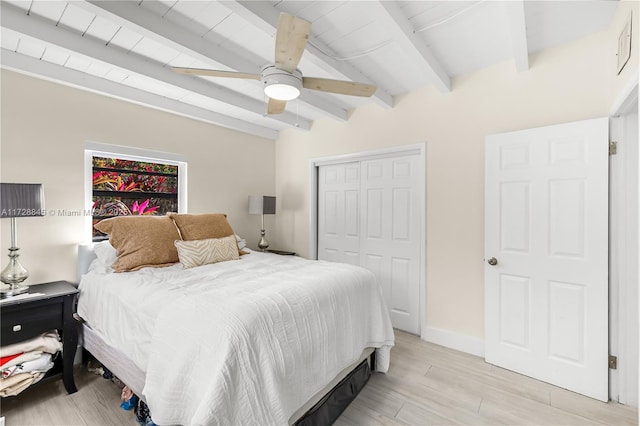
top-left (360, 156), bottom-right (421, 335)
top-left (317, 162), bottom-right (361, 265)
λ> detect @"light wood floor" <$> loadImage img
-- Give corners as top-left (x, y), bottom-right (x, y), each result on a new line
top-left (1, 331), bottom-right (637, 425)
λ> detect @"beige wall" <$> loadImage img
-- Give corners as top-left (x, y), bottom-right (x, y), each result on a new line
top-left (609, 0), bottom-right (640, 106)
top-left (273, 2), bottom-right (638, 341)
top-left (0, 70), bottom-right (275, 285)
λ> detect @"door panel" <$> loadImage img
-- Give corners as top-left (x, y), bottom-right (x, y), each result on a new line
top-left (485, 117), bottom-right (608, 401)
top-left (499, 274), bottom-right (530, 349)
top-left (323, 191), bottom-right (339, 235)
top-left (548, 280), bottom-right (585, 364)
top-left (366, 188), bottom-right (384, 239)
top-left (318, 163), bottom-right (360, 263)
top-left (344, 190), bottom-right (359, 237)
top-left (500, 181), bottom-right (531, 253)
top-left (392, 188), bottom-right (411, 240)
top-left (548, 179), bottom-right (585, 257)
top-left (390, 257), bottom-right (411, 314)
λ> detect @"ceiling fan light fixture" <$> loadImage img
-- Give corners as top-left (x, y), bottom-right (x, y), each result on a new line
top-left (262, 66), bottom-right (302, 101)
top-left (264, 83), bottom-right (300, 101)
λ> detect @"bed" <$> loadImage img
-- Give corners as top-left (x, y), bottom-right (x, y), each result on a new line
top-left (76, 214), bottom-right (395, 425)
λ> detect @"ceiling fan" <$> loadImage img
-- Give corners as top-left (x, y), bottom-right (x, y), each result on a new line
top-left (172, 13), bottom-right (377, 115)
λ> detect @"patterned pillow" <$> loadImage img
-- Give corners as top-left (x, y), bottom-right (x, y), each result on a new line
top-left (168, 213), bottom-right (247, 255)
top-left (174, 235), bottom-right (240, 269)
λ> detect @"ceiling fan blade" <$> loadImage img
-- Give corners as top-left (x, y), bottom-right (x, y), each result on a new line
top-left (267, 98), bottom-right (287, 114)
top-left (302, 77), bottom-right (377, 97)
top-left (275, 13), bottom-right (311, 73)
top-left (172, 67), bottom-right (261, 80)
top-left (267, 98), bottom-right (287, 115)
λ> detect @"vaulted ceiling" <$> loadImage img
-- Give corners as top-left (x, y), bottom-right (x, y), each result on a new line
top-left (1, 1), bottom-right (618, 139)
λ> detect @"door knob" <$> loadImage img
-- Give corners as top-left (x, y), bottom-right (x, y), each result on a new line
top-left (487, 257), bottom-right (498, 266)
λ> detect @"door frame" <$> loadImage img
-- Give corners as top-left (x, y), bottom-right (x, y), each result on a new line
top-left (309, 143), bottom-right (426, 336)
top-left (609, 77), bottom-right (639, 405)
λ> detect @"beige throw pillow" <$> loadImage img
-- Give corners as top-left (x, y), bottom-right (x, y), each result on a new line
top-left (94, 216), bottom-right (181, 272)
top-left (168, 213), bottom-right (246, 255)
top-left (168, 213), bottom-right (233, 240)
top-left (175, 235), bottom-right (240, 269)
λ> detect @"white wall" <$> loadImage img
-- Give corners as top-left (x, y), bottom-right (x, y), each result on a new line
top-left (0, 70), bottom-right (275, 285)
top-left (273, 2), bottom-right (639, 342)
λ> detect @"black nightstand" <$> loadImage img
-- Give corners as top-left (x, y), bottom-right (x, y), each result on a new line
top-left (0, 281), bottom-right (79, 394)
top-left (266, 249), bottom-right (296, 256)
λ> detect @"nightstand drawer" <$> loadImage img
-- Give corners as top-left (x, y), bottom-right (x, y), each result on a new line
top-left (1, 302), bottom-right (63, 346)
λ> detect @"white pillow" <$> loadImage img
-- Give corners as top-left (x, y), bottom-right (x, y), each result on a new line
top-left (93, 240), bottom-right (118, 268)
top-left (235, 234), bottom-right (247, 250)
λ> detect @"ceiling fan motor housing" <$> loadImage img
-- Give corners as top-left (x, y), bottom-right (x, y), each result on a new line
top-left (262, 65), bottom-right (303, 100)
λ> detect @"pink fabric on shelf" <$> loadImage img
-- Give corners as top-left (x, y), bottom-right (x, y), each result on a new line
top-left (0, 353), bottom-right (23, 367)
top-left (0, 351), bottom-right (43, 370)
top-left (2, 353), bottom-right (54, 378)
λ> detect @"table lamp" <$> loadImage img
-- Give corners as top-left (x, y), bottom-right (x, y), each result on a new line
top-left (248, 195), bottom-right (276, 251)
top-left (0, 183), bottom-right (45, 297)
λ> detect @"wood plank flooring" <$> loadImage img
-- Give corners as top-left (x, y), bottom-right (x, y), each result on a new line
top-left (1, 331), bottom-right (637, 425)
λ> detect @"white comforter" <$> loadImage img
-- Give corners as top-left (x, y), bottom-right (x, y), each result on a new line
top-left (78, 252), bottom-right (394, 425)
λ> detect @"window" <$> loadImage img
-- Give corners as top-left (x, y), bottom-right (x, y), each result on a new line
top-left (85, 143), bottom-right (187, 241)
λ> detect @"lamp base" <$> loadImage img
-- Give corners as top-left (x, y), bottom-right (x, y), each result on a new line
top-left (0, 284), bottom-right (29, 299)
top-left (258, 229), bottom-right (269, 252)
top-left (1, 246), bottom-right (30, 298)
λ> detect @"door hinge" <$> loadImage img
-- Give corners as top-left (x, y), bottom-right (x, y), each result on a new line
top-left (609, 141), bottom-right (618, 155)
top-left (609, 355), bottom-right (617, 369)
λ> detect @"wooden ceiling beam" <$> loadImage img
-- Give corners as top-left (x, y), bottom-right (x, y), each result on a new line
top-left (378, 1), bottom-right (451, 93)
top-left (1, 3), bottom-right (310, 131)
top-left (223, 0), bottom-right (395, 110)
top-left (1, 49), bottom-right (279, 140)
top-left (79, 0), bottom-right (348, 122)
top-left (504, 0), bottom-right (530, 72)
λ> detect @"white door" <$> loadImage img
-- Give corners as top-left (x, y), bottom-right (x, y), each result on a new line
top-left (360, 156), bottom-right (421, 335)
top-left (318, 162), bottom-right (361, 266)
top-left (318, 154), bottom-right (422, 334)
top-left (485, 117), bottom-right (609, 401)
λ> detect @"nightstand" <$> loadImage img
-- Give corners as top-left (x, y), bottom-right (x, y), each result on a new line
top-left (0, 281), bottom-right (79, 394)
top-left (266, 249), bottom-right (296, 256)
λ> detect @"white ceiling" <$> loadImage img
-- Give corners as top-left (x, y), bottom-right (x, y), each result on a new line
top-left (0, 1), bottom-right (618, 139)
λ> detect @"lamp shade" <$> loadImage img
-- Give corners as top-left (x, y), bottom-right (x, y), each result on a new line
top-left (248, 195), bottom-right (276, 215)
top-left (0, 183), bottom-right (45, 218)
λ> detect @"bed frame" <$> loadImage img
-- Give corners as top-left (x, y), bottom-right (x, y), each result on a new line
top-left (77, 245), bottom-right (375, 425)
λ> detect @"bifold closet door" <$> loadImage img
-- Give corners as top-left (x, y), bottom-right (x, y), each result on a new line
top-left (318, 155), bottom-right (421, 334)
top-left (360, 156), bottom-right (421, 335)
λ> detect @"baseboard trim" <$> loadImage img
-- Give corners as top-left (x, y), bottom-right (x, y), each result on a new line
top-left (421, 326), bottom-right (485, 358)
